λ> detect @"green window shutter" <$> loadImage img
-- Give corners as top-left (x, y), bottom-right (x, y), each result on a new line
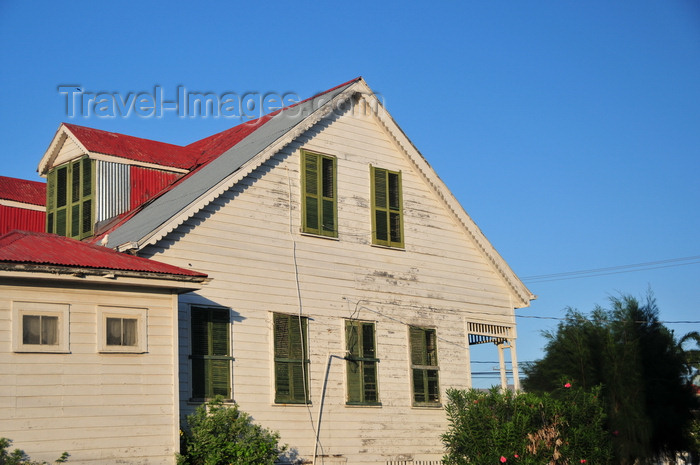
top-left (70, 204), bottom-right (80, 238)
top-left (345, 320), bottom-right (379, 405)
top-left (346, 321), bottom-right (362, 403)
top-left (46, 169), bottom-right (56, 233)
top-left (56, 166), bottom-right (67, 208)
top-left (274, 313), bottom-right (309, 404)
top-left (371, 166), bottom-right (403, 248)
top-left (71, 161), bottom-right (81, 203)
top-left (79, 159), bottom-right (94, 238)
top-left (48, 158), bottom-right (94, 239)
top-left (55, 209), bottom-right (67, 236)
top-left (301, 150), bottom-right (337, 237)
top-left (409, 326), bottom-right (440, 406)
top-left (190, 307), bottom-right (232, 400)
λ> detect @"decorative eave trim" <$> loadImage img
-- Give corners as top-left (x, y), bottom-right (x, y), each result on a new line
top-left (354, 82), bottom-right (535, 308)
top-left (128, 83), bottom-right (362, 251)
top-left (37, 124), bottom-right (90, 176)
top-left (0, 199), bottom-right (45, 211)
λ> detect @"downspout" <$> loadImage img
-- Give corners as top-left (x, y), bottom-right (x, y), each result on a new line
top-left (313, 353), bottom-right (347, 465)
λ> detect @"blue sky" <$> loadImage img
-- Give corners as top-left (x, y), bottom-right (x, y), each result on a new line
top-left (1, 1), bottom-right (699, 386)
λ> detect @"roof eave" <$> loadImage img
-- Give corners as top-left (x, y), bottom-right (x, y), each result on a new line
top-left (0, 264), bottom-right (208, 292)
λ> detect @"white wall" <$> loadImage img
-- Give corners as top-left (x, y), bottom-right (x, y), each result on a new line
top-left (0, 280), bottom-right (180, 465)
top-left (145, 106), bottom-right (518, 464)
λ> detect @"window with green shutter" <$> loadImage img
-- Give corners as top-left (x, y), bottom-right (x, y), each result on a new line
top-left (371, 166), bottom-right (403, 248)
top-left (190, 307), bottom-right (232, 400)
top-left (345, 320), bottom-right (380, 405)
top-left (301, 150), bottom-right (337, 237)
top-left (273, 313), bottom-right (309, 404)
top-left (409, 326), bottom-right (440, 406)
top-left (46, 157), bottom-right (94, 239)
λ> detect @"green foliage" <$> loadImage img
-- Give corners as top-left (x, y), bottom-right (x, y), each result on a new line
top-left (523, 292), bottom-right (699, 464)
top-left (0, 438), bottom-right (69, 465)
top-left (681, 331), bottom-right (700, 385)
top-left (177, 396), bottom-right (286, 465)
top-left (442, 385), bottom-right (612, 465)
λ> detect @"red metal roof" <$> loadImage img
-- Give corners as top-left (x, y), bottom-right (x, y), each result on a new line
top-left (0, 206), bottom-right (45, 236)
top-left (0, 230), bottom-right (207, 277)
top-left (63, 123), bottom-right (201, 170)
top-left (0, 176), bottom-right (46, 206)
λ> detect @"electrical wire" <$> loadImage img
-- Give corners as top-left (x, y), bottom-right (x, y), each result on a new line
top-left (521, 255), bottom-right (700, 283)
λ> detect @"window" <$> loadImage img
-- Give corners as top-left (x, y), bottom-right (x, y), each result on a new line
top-left (46, 157), bottom-right (94, 239)
top-left (371, 166), bottom-right (403, 248)
top-left (409, 326), bottom-right (440, 406)
top-left (98, 307), bottom-right (147, 353)
top-left (345, 320), bottom-right (379, 405)
top-left (190, 307), bottom-right (232, 400)
top-left (273, 313), bottom-right (309, 404)
top-left (301, 150), bottom-right (337, 237)
top-left (12, 302), bottom-right (70, 353)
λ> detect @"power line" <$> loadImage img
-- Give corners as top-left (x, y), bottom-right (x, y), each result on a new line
top-left (516, 314), bottom-right (700, 325)
top-left (521, 255), bottom-right (700, 283)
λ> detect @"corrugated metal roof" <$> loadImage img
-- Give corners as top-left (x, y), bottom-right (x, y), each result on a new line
top-left (0, 176), bottom-right (46, 206)
top-left (102, 78), bottom-right (361, 248)
top-left (0, 230), bottom-right (207, 277)
top-left (64, 123), bottom-right (202, 170)
top-left (0, 206), bottom-right (45, 235)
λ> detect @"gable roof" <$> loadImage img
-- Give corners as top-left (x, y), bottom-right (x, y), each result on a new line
top-left (0, 230), bottom-right (206, 279)
top-left (62, 77), bottom-right (532, 306)
top-left (101, 77), bottom-right (362, 250)
top-left (0, 176), bottom-right (46, 206)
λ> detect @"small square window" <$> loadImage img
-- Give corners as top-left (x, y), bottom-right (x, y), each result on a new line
top-left (13, 302), bottom-right (70, 353)
top-left (98, 307), bottom-right (147, 353)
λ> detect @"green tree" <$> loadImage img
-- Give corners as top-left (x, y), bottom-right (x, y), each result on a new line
top-left (523, 293), bottom-right (699, 464)
top-left (681, 331), bottom-right (700, 385)
top-left (442, 385), bottom-right (612, 465)
top-left (177, 397), bottom-right (286, 465)
top-left (0, 438), bottom-right (69, 465)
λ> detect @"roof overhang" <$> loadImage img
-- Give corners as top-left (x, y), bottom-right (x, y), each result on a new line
top-left (0, 263), bottom-right (208, 293)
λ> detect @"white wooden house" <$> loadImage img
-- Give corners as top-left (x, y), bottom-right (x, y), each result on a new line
top-left (0, 230), bottom-right (207, 464)
top-left (4, 77), bottom-right (534, 464)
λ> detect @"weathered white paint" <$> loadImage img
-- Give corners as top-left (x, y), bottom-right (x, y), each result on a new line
top-left (52, 134), bottom-right (85, 169)
top-left (142, 105), bottom-right (527, 464)
top-left (0, 279), bottom-right (183, 465)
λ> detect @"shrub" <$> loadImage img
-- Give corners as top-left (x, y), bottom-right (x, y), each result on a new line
top-left (442, 384), bottom-right (612, 465)
top-left (177, 396), bottom-right (286, 465)
top-left (0, 438), bottom-right (69, 465)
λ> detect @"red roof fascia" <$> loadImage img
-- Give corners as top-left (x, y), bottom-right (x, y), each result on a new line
top-left (0, 230), bottom-right (206, 277)
top-left (0, 176), bottom-right (46, 206)
top-left (63, 123), bottom-right (201, 170)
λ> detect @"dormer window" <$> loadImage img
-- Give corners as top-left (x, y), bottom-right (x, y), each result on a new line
top-left (46, 157), bottom-right (94, 239)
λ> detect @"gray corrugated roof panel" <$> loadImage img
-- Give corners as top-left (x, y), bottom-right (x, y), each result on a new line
top-left (104, 80), bottom-right (358, 249)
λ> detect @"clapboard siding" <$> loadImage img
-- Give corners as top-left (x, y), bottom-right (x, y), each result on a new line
top-left (143, 107), bottom-right (519, 464)
top-left (53, 136), bottom-right (84, 167)
top-left (0, 282), bottom-right (179, 465)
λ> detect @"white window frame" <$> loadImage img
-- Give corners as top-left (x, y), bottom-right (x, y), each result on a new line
top-left (97, 306), bottom-right (147, 353)
top-left (12, 301), bottom-right (70, 353)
